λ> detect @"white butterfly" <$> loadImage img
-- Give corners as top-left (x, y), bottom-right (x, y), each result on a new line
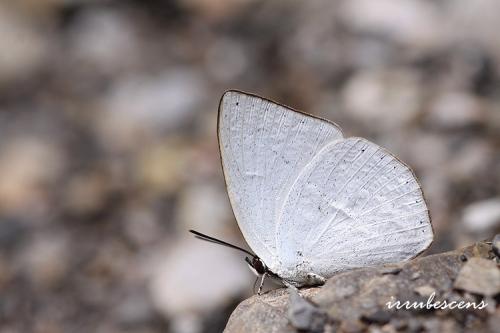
top-left (191, 90), bottom-right (434, 293)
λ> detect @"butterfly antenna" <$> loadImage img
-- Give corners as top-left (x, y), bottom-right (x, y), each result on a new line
top-left (189, 230), bottom-right (256, 257)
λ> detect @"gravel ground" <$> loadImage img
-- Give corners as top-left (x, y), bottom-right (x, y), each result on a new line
top-left (0, 1), bottom-right (499, 332)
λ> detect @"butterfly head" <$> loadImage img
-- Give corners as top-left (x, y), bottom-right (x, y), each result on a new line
top-left (246, 256), bottom-right (268, 275)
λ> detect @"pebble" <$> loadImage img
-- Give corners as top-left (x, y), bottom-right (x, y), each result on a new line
top-left (453, 257), bottom-right (500, 297)
top-left (341, 69), bottom-right (421, 129)
top-left (484, 296), bottom-right (496, 315)
top-left (488, 313), bottom-right (500, 332)
top-left (113, 291), bottom-right (157, 327)
top-left (492, 234), bottom-right (500, 258)
top-left (462, 198), bottom-right (500, 233)
top-left (407, 318), bottom-right (423, 333)
top-left (205, 38), bottom-right (249, 83)
top-left (426, 91), bottom-right (484, 129)
top-left (68, 8), bottom-right (139, 74)
top-left (137, 140), bottom-right (190, 195)
top-left (339, 320), bottom-right (366, 333)
top-left (422, 318), bottom-right (441, 333)
top-left (98, 69), bottom-right (207, 150)
top-left (446, 139), bottom-right (492, 181)
top-left (391, 318), bottom-right (408, 331)
top-left (473, 242), bottom-right (492, 258)
top-left (360, 310), bottom-right (391, 325)
top-left (149, 238), bottom-right (251, 318)
top-left (177, 183), bottom-right (232, 233)
top-left (448, 0), bottom-right (500, 59)
top-left (0, 137), bottom-right (64, 215)
top-left (63, 171), bottom-right (111, 216)
top-left (414, 285), bottom-right (436, 297)
top-left (20, 233), bottom-right (69, 289)
top-left (0, 6), bottom-right (49, 82)
top-left (124, 209), bottom-right (162, 246)
top-left (339, 0), bottom-right (442, 49)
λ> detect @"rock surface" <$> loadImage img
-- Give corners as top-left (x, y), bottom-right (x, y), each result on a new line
top-left (225, 240), bottom-right (500, 333)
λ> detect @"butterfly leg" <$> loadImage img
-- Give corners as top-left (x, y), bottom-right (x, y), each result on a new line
top-left (306, 272), bottom-right (326, 286)
top-left (282, 279), bottom-right (299, 292)
top-left (257, 272), bottom-right (267, 295)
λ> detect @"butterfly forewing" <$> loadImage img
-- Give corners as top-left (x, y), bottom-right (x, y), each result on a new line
top-left (218, 90), bottom-right (343, 268)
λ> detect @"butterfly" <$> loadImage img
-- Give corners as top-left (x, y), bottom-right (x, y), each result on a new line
top-left (191, 90), bottom-right (434, 294)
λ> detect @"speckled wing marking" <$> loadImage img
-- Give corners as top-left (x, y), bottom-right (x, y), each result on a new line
top-left (218, 90), bottom-right (343, 267)
top-left (275, 137), bottom-right (433, 281)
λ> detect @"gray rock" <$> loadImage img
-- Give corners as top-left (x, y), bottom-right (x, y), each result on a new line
top-left (224, 288), bottom-right (293, 333)
top-left (225, 241), bottom-right (499, 332)
top-left (287, 288), bottom-right (327, 332)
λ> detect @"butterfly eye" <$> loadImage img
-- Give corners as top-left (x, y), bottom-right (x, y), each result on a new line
top-left (252, 258), bottom-right (267, 275)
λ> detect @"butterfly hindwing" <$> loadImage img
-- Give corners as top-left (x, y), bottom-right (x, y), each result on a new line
top-left (275, 137), bottom-right (433, 282)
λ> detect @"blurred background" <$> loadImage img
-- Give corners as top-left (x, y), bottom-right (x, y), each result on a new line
top-left (0, 0), bottom-right (499, 332)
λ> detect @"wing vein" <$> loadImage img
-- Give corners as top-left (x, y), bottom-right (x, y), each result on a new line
top-left (258, 100), bottom-right (271, 242)
top-left (306, 141), bottom-right (375, 249)
top-left (357, 166), bottom-right (411, 212)
top-left (298, 140), bottom-right (356, 247)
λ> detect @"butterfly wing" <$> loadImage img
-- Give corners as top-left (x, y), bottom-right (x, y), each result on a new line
top-left (218, 90), bottom-right (343, 267)
top-left (275, 137), bottom-right (433, 283)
